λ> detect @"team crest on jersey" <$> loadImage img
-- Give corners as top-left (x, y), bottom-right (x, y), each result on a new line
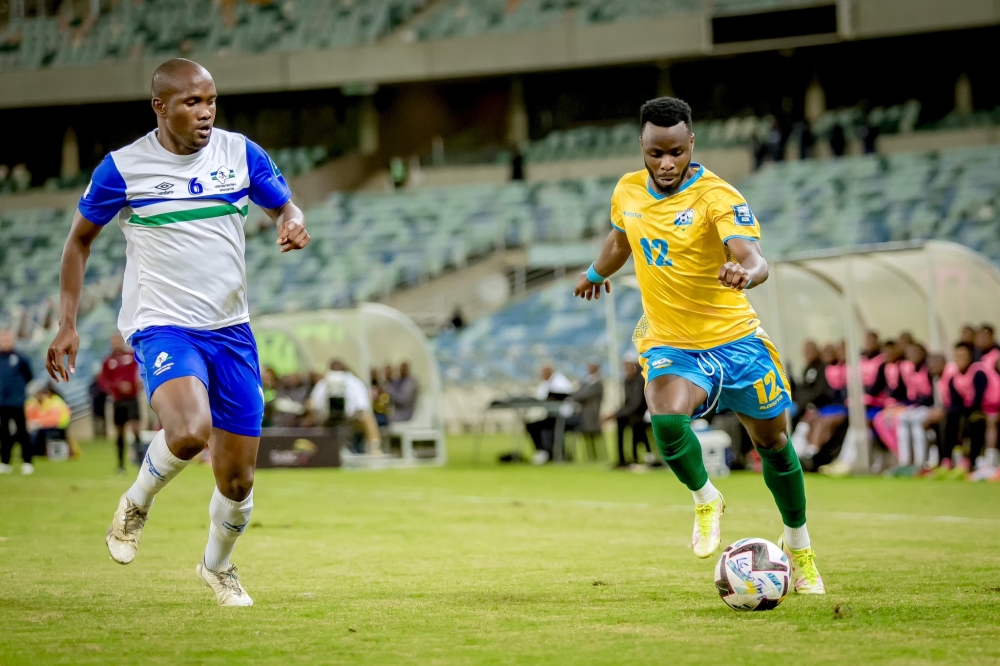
top-left (211, 166), bottom-right (235, 184)
top-left (674, 209), bottom-right (695, 226)
top-left (733, 203), bottom-right (754, 226)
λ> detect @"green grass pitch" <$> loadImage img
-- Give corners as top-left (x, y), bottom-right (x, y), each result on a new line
top-left (2, 435), bottom-right (999, 665)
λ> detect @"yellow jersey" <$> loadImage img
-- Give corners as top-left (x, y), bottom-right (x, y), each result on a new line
top-left (610, 164), bottom-right (762, 352)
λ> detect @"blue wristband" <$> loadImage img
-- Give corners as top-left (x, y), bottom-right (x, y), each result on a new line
top-left (745, 278), bottom-right (753, 289)
top-left (586, 263), bottom-right (606, 284)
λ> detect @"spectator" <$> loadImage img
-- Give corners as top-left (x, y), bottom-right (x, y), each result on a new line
top-left (828, 124), bottom-right (847, 157)
top-left (99, 333), bottom-right (141, 473)
top-left (974, 324), bottom-right (999, 365)
top-left (959, 325), bottom-right (976, 346)
top-left (89, 372), bottom-right (109, 439)
top-left (0, 329), bottom-right (34, 475)
top-left (938, 342), bottom-right (1000, 476)
top-left (270, 373), bottom-right (310, 427)
top-left (606, 357), bottom-right (649, 468)
top-left (370, 367), bottom-right (390, 427)
top-left (25, 383), bottom-right (71, 459)
top-left (569, 358), bottom-right (604, 461)
top-left (0, 164), bottom-right (11, 194)
top-left (309, 360), bottom-right (382, 454)
top-left (525, 363), bottom-right (574, 464)
top-left (974, 324), bottom-right (1000, 469)
top-left (794, 340), bottom-right (831, 416)
top-left (10, 163), bottom-right (31, 192)
top-left (387, 362), bottom-right (419, 423)
top-left (449, 306), bottom-right (465, 331)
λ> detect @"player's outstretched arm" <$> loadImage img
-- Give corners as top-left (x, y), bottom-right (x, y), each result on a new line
top-left (264, 200), bottom-right (310, 253)
top-left (719, 237), bottom-right (768, 290)
top-left (574, 228), bottom-right (632, 301)
top-left (47, 211), bottom-right (104, 381)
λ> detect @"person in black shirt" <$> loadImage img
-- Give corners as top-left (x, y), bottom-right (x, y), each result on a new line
top-left (0, 329), bottom-right (34, 474)
top-left (606, 358), bottom-right (650, 468)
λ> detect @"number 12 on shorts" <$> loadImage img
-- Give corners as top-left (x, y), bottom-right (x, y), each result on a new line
top-left (753, 370), bottom-right (782, 405)
top-left (639, 238), bottom-right (672, 266)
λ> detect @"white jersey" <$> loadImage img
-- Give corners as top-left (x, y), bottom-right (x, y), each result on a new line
top-left (79, 128), bottom-right (291, 340)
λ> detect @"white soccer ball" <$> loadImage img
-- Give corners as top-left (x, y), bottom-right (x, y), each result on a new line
top-left (714, 537), bottom-right (790, 611)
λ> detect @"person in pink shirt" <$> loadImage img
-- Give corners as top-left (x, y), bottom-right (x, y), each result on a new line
top-left (974, 325), bottom-right (1000, 467)
top-left (939, 342), bottom-right (1000, 474)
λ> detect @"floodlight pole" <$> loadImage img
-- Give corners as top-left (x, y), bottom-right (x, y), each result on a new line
top-left (843, 255), bottom-right (870, 474)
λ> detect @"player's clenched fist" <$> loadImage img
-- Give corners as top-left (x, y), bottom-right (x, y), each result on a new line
top-left (718, 261), bottom-right (751, 290)
top-left (574, 272), bottom-right (611, 301)
top-left (46, 326), bottom-right (80, 382)
top-left (277, 218), bottom-right (310, 253)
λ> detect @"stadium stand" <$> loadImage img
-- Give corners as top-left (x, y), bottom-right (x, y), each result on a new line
top-left (0, 0), bottom-right (428, 70)
top-left (434, 274), bottom-right (643, 387)
top-left (413, 0), bottom-right (835, 40)
top-left (3, 143), bottom-right (999, 393)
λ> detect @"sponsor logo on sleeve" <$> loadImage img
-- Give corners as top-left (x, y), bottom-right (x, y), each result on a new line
top-left (732, 203), bottom-right (755, 226)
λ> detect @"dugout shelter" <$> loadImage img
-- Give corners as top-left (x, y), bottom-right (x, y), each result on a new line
top-left (747, 240), bottom-right (1000, 473)
top-left (252, 303), bottom-right (446, 467)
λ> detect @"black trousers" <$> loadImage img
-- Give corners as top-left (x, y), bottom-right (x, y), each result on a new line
top-left (526, 417), bottom-right (556, 455)
top-left (943, 411), bottom-right (986, 464)
top-left (616, 415), bottom-right (650, 465)
top-left (0, 405), bottom-right (31, 465)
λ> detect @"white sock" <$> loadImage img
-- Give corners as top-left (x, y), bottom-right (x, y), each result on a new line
top-left (896, 417), bottom-right (912, 466)
top-left (204, 486), bottom-right (253, 572)
top-left (692, 480), bottom-right (720, 505)
top-left (784, 523), bottom-right (811, 550)
top-left (125, 430), bottom-right (190, 509)
top-left (836, 429), bottom-right (856, 467)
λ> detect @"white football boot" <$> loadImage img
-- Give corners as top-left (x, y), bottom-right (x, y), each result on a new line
top-left (0, 463), bottom-right (12, 474)
top-left (692, 493), bottom-right (725, 558)
top-left (106, 493), bottom-right (149, 564)
top-left (20, 463), bottom-right (34, 475)
top-left (196, 559), bottom-right (254, 607)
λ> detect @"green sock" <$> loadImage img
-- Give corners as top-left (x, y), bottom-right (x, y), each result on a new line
top-left (757, 443), bottom-right (807, 528)
top-left (651, 414), bottom-right (709, 491)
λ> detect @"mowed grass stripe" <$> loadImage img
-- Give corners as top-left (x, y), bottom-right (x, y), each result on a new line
top-left (0, 436), bottom-right (998, 665)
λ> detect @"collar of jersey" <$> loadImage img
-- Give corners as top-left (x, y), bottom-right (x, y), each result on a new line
top-left (646, 163), bottom-right (703, 200)
top-left (148, 129), bottom-right (210, 163)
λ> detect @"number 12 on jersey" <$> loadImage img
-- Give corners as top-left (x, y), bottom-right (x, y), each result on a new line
top-left (639, 238), bottom-right (672, 267)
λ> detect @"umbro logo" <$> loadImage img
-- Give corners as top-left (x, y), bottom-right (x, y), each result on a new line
top-left (154, 182), bottom-right (173, 191)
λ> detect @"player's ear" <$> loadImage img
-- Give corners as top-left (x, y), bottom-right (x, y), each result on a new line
top-left (151, 97), bottom-right (167, 118)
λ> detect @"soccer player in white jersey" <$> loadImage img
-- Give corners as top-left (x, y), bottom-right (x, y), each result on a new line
top-left (46, 59), bottom-right (310, 607)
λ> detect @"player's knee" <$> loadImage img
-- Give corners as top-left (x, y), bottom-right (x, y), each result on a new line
top-left (753, 431), bottom-right (787, 451)
top-left (167, 419), bottom-right (212, 459)
top-left (221, 469), bottom-right (254, 502)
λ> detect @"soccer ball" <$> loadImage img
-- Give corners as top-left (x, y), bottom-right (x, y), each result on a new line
top-left (714, 538), bottom-right (790, 611)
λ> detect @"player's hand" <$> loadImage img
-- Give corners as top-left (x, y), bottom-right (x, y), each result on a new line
top-left (46, 326), bottom-right (80, 382)
top-left (718, 262), bottom-right (751, 290)
top-left (574, 272), bottom-right (610, 301)
top-left (277, 217), bottom-right (310, 253)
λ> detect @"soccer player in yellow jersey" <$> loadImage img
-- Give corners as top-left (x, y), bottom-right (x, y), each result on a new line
top-left (574, 97), bottom-right (824, 594)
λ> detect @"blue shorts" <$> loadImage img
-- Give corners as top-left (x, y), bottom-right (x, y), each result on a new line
top-left (639, 329), bottom-right (793, 420)
top-left (131, 323), bottom-right (264, 437)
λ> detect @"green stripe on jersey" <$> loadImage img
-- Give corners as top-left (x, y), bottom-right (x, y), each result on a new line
top-left (128, 203), bottom-right (248, 227)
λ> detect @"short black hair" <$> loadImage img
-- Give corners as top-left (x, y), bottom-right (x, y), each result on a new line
top-left (981, 323), bottom-right (995, 335)
top-left (640, 97), bottom-right (693, 132)
top-left (955, 341), bottom-right (975, 355)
